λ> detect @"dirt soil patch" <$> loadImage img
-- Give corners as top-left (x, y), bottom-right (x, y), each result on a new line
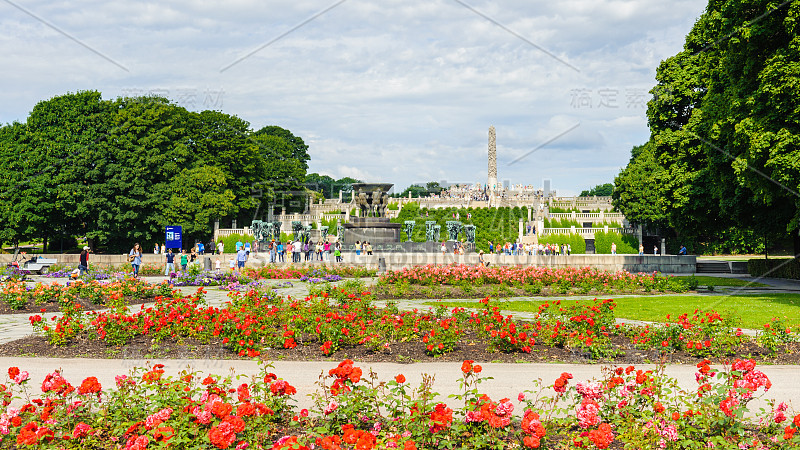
top-left (0, 296), bottom-right (156, 315)
top-left (3, 331), bottom-right (799, 366)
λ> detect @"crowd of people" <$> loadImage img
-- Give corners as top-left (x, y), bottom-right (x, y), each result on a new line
top-left (487, 241), bottom-right (572, 256)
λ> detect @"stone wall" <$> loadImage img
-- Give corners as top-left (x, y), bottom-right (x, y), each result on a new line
top-left (0, 253), bottom-right (696, 274)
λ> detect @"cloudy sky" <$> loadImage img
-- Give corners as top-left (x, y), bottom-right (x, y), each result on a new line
top-left (0, 0), bottom-right (705, 195)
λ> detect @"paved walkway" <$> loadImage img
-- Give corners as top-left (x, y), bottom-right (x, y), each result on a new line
top-left (0, 357), bottom-right (796, 414)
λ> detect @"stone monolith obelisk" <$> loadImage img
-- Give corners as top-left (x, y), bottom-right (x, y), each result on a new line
top-left (488, 126), bottom-right (497, 191)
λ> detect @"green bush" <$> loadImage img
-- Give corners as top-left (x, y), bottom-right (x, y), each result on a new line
top-left (218, 233), bottom-right (253, 253)
top-left (748, 258), bottom-right (800, 279)
top-left (539, 233), bottom-right (586, 254)
top-left (594, 231), bottom-right (638, 254)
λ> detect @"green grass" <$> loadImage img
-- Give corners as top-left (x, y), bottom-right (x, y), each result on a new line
top-left (674, 275), bottom-right (767, 287)
top-left (429, 293), bottom-right (800, 329)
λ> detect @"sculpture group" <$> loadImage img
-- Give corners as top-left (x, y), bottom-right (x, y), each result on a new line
top-left (356, 187), bottom-right (390, 217)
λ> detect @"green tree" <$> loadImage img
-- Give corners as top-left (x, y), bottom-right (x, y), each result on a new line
top-left (612, 142), bottom-right (668, 229)
top-left (639, 0), bottom-right (800, 254)
top-left (579, 183), bottom-right (614, 197)
top-left (253, 125), bottom-right (310, 171)
top-left (162, 166), bottom-right (237, 244)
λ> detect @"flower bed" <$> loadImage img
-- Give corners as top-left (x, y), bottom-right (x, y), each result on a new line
top-left (380, 265), bottom-right (689, 293)
top-left (245, 266), bottom-right (376, 280)
top-left (0, 358), bottom-right (796, 449)
top-left (0, 278), bottom-right (173, 314)
top-left (19, 282), bottom-right (800, 362)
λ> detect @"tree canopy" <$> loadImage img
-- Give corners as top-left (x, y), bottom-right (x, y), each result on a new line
top-left (0, 91), bottom-right (309, 251)
top-left (613, 0), bottom-right (800, 253)
top-left (579, 183), bottom-right (614, 197)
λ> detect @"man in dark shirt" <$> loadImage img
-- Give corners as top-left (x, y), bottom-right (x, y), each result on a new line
top-left (165, 249), bottom-right (176, 276)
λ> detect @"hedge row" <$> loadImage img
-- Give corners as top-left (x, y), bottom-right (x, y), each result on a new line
top-left (747, 258), bottom-right (800, 279)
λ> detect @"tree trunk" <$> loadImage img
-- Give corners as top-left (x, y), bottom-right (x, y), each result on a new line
top-left (794, 232), bottom-right (800, 259)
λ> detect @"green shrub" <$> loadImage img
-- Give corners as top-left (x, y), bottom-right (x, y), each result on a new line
top-left (219, 233), bottom-right (253, 253)
top-left (748, 258), bottom-right (800, 279)
top-left (594, 231), bottom-right (638, 254)
top-left (539, 233), bottom-right (586, 254)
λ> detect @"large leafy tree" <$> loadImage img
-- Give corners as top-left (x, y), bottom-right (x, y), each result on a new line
top-left (620, 0), bottom-right (800, 253)
top-left (253, 125), bottom-right (310, 171)
top-left (612, 142), bottom-right (668, 230)
top-left (0, 91), bottom-right (310, 251)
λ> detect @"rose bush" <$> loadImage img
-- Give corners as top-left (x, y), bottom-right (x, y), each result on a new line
top-left (0, 359), bottom-right (795, 449)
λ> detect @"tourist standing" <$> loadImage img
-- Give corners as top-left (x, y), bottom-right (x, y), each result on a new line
top-left (611, 242), bottom-right (617, 255)
top-left (334, 243), bottom-right (342, 263)
top-left (164, 248), bottom-right (175, 276)
top-left (154, 243), bottom-right (159, 254)
top-left (237, 245), bottom-right (248, 270)
top-left (129, 243), bottom-right (142, 278)
top-left (365, 241), bottom-right (373, 256)
top-left (78, 246), bottom-right (90, 276)
top-left (324, 241), bottom-right (331, 261)
top-left (304, 241), bottom-right (311, 261)
top-left (180, 249), bottom-right (188, 273)
top-left (653, 245), bottom-right (658, 255)
top-left (355, 241), bottom-right (362, 256)
top-left (190, 246), bottom-right (198, 265)
top-left (639, 244), bottom-right (644, 256)
top-left (316, 241), bottom-right (323, 261)
top-left (269, 240), bottom-right (276, 263)
top-left (217, 241), bottom-right (224, 255)
top-left (679, 245), bottom-right (687, 255)
top-left (277, 241), bottom-right (284, 262)
top-left (441, 242), bottom-right (447, 255)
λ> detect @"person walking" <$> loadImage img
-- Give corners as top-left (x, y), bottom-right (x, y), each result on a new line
top-left (164, 248), bottom-right (175, 276)
top-left (190, 246), bottom-right (198, 266)
top-left (237, 244), bottom-right (248, 270)
top-left (180, 249), bottom-right (188, 273)
top-left (128, 243), bottom-right (142, 278)
top-left (334, 243), bottom-right (342, 263)
top-left (78, 246), bottom-right (90, 276)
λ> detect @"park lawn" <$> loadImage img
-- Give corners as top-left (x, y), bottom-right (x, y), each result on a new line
top-left (674, 275), bottom-right (768, 287)
top-left (428, 293), bottom-right (800, 329)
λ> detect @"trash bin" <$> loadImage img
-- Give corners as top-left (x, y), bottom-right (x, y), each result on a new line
top-left (204, 257), bottom-right (212, 271)
top-left (378, 257), bottom-right (386, 274)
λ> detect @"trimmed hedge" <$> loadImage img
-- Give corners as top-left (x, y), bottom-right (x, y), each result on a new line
top-left (594, 231), bottom-right (638, 254)
top-left (747, 258), bottom-right (800, 279)
top-left (539, 233), bottom-right (586, 254)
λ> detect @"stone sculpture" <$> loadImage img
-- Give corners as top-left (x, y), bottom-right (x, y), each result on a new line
top-left (320, 226), bottom-right (329, 241)
top-left (291, 221), bottom-right (302, 241)
top-left (357, 189), bottom-right (369, 217)
top-left (464, 224), bottom-right (476, 243)
top-left (425, 221), bottom-right (436, 242)
top-left (403, 220), bottom-right (416, 242)
top-left (302, 224), bottom-right (312, 243)
top-left (446, 221), bottom-right (462, 241)
top-left (433, 225), bottom-right (441, 242)
top-left (272, 221), bottom-right (281, 241)
top-left (337, 222), bottom-right (345, 242)
top-left (251, 220), bottom-right (266, 243)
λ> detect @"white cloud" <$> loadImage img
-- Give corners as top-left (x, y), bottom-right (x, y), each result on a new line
top-left (0, 0), bottom-right (705, 191)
